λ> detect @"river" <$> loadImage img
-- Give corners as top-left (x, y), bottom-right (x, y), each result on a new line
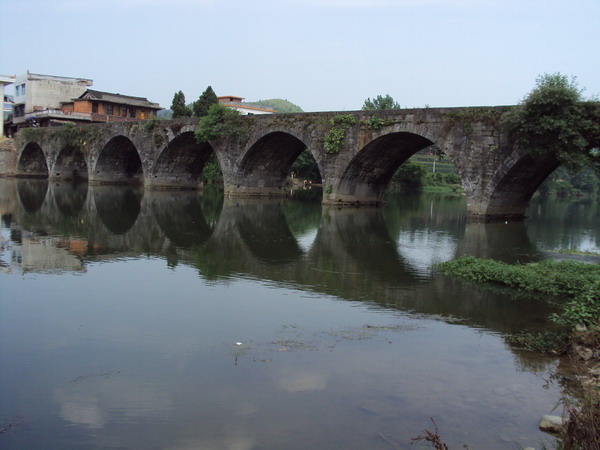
top-left (0, 178), bottom-right (598, 449)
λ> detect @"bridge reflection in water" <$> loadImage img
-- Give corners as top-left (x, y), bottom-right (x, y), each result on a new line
top-left (1, 178), bottom-right (554, 337)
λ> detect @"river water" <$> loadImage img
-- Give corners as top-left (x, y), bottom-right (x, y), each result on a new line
top-left (0, 179), bottom-right (598, 449)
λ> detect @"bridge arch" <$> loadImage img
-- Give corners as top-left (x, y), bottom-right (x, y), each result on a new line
top-left (17, 142), bottom-right (49, 178)
top-left (482, 149), bottom-right (561, 220)
top-left (52, 145), bottom-right (88, 181)
top-left (94, 135), bottom-right (143, 184)
top-left (151, 131), bottom-right (217, 189)
top-left (329, 131), bottom-right (434, 205)
top-left (231, 131), bottom-right (314, 196)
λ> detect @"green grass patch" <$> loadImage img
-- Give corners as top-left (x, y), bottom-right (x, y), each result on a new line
top-left (435, 256), bottom-right (600, 352)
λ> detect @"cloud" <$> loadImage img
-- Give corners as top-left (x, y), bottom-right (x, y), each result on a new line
top-left (279, 372), bottom-right (328, 393)
top-left (54, 375), bottom-right (173, 429)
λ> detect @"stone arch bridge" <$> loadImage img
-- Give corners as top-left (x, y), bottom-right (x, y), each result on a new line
top-left (11, 106), bottom-right (559, 221)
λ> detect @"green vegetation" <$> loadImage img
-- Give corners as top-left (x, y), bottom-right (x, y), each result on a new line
top-left (192, 86), bottom-right (218, 118)
top-left (435, 256), bottom-right (600, 343)
top-left (290, 149), bottom-right (320, 181)
top-left (251, 99), bottom-right (303, 113)
top-left (200, 153), bottom-right (223, 185)
top-left (195, 103), bottom-right (246, 144)
top-left (324, 114), bottom-right (357, 154)
top-left (443, 107), bottom-right (504, 137)
top-left (502, 73), bottom-right (600, 170)
top-left (170, 90), bottom-right (192, 118)
top-left (538, 166), bottom-right (600, 198)
top-left (391, 161), bottom-right (427, 191)
top-left (390, 152), bottom-right (462, 193)
top-left (362, 94), bottom-right (401, 110)
top-left (143, 117), bottom-right (158, 130)
top-left (365, 116), bottom-right (394, 130)
top-left (21, 123), bottom-right (102, 153)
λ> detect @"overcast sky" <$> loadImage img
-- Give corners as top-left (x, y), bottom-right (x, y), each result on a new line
top-left (1, 0), bottom-right (598, 112)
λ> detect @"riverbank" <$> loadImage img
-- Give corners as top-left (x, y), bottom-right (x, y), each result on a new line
top-left (435, 255), bottom-right (600, 447)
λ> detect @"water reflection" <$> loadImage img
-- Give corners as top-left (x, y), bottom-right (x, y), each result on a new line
top-left (51, 182), bottom-right (88, 217)
top-left (528, 195), bottom-right (600, 253)
top-left (228, 199), bottom-right (304, 264)
top-left (16, 178), bottom-right (48, 213)
top-left (93, 185), bottom-right (143, 234)
top-left (3, 179), bottom-right (589, 449)
top-left (0, 179), bottom-right (570, 335)
top-left (455, 222), bottom-right (544, 263)
top-left (150, 190), bottom-right (215, 249)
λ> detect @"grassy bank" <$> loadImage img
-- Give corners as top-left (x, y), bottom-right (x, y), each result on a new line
top-left (435, 256), bottom-right (600, 335)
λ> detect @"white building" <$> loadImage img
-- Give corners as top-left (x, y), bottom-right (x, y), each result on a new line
top-left (12, 71), bottom-right (93, 128)
top-left (0, 74), bottom-right (15, 137)
top-left (217, 96), bottom-right (276, 115)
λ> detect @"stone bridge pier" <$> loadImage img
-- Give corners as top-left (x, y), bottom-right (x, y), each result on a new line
top-left (8, 106), bottom-right (563, 221)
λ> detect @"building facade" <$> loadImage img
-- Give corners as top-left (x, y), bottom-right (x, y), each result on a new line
top-left (0, 74), bottom-right (16, 137)
top-left (7, 72), bottom-right (162, 133)
top-left (11, 72), bottom-right (93, 129)
top-left (61, 90), bottom-right (162, 122)
top-left (217, 96), bottom-right (276, 115)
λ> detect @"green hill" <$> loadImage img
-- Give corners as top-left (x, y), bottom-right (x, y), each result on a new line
top-left (251, 99), bottom-right (303, 113)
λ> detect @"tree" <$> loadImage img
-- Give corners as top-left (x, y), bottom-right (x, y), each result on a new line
top-left (290, 149), bottom-right (320, 181)
top-left (392, 161), bottom-right (426, 191)
top-left (193, 86), bottom-right (218, 118)
top-left (362, 94), bottom-right (401, 110)
top-left (195, 103), bottom-right (246, 144)
top-left (171, 90), bottom-right (192, 118)
top-left (503, 73), bottom-right (600, 169)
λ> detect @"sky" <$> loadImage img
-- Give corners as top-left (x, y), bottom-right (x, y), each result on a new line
top-left (1, 0), bottom-right (599, 112)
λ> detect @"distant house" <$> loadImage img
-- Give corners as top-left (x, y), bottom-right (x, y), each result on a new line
top-left (1, 74), bottom-right (15, 136)
top-left (10, 72), bottom-right (93, 131)
top-left (6, 71), bottom-right (162, 133)
top-left (61, 90), bottom-right (162, 122)
top-left (217, 95), bottom-right (275, 115)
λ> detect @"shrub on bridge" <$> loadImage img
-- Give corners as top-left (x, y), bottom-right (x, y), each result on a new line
top-left (324, 114), bottom-right (357, 154)
top-left (503, 73), bottom-right (600, 170)
top-left (195, 103), bottom-right (246, 144)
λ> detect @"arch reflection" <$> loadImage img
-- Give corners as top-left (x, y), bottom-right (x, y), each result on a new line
top-left (51, 182), bottom-right (88, 217)
top-left (150, 190), bottom-right (217, 249)
top-left (93, 185), bottom-right (143, 234)
top-left (17, 179), bottom-right (49, 213)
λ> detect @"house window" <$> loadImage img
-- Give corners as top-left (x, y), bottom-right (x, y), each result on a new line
top-left (92, 103), bottom-right (98, 113)
top-left (106, 104), bottom-right (113, 115)
top-left (21, 84), bottom-right (26, 96)
top-left (129, 107), bottom-right (135, 118)
top-left (15, 86), bottom-right (19, 96)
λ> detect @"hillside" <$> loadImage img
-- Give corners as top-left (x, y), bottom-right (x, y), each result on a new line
top-left (250, 99), bottom-right (303, 113)
top-left (158, 98), bottom-right (304, 118)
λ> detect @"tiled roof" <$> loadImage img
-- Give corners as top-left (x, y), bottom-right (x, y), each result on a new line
top-left (75, 89), bottom-right (162, 109)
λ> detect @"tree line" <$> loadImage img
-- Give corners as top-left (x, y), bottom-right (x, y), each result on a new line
top-left (170, 86), bottom-right (218, 118)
